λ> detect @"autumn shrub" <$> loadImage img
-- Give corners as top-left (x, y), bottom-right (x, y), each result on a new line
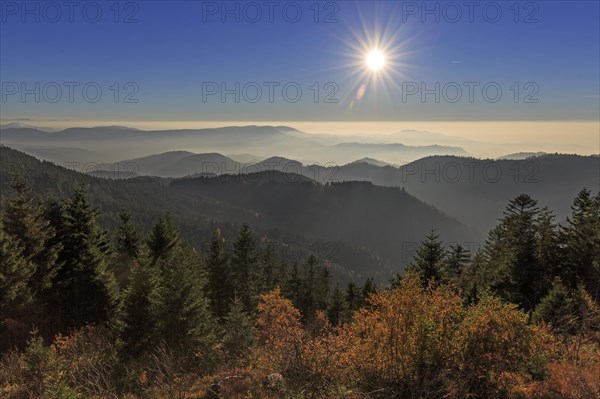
top-left (527, 361), bottom-right (600, 399)
top-left (343, 274), bottom-right (554, 398)
top-left (254, 288), bottom-right (304, 376)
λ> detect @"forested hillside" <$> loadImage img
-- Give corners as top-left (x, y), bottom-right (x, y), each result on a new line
top-left (0, 146), bottom-right (475, 281)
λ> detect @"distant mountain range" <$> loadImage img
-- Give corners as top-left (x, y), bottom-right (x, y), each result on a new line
top-left (0, 125), bottom-right (470, 165)
top-left (84, 150), bottom-right (599, 233)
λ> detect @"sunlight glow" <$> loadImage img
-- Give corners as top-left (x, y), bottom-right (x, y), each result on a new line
top-left (366, 50), bottom-right (385, 71)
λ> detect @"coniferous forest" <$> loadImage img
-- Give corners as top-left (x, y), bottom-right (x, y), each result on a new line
top-left (0, 168), bottom-right (599, 398)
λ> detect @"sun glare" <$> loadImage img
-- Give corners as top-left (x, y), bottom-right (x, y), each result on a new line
top-left (366, 50), bottom-right (385, 71)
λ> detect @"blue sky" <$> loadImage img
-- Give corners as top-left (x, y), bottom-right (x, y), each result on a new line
top-left (1, 0), bottom-right (599, 122)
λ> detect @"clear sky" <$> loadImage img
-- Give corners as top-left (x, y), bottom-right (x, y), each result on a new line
top-left (1, 0), bottom-right (599, 125)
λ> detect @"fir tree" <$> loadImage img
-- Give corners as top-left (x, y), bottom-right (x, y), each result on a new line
top-left (328, 282), bottom-right (348, 325)
top-left (406, 231), bottom-right (446, 286)
top-left (346, 281), bottom-right (361, 313)
top-left (205, 228), bottom-right (232, 319)
top-left (360, 277), bottom-right (377, 306)
top-left (150, 244), bottom-right (215, 363)
top-left (533, 278), bottom-right (579, 335)
top-left (0, 219), bottom-right (33, 314)
top-left (222, 296), bottom-right (255, 365)
top-left (442, 244), bottom-right (470, 285)
top-left (147, 213), bottom-right (180, 260)
top-left (480, 194), bottom-right (544, 309)
top-left (49, 185), bottom-right (118, 331)
top-left (284, 261), bottom-right (302, 309)
top-left (561, 189), bottom-right (600, 295)
top-left (230, 224), bottom-right (260, 312)
top-left (119, 250), bottom-right (157, 358)
top-left (3, 176), bottom-right (59, 298)
top-left (115, 208), bottom-right (142, 259)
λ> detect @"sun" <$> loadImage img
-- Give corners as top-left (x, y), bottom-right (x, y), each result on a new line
top-left (366, 50), bottom-right (385, 71)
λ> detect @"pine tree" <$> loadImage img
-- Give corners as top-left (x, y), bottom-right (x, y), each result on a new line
top-left (360, 277), bottom-right (377, 306)
top-left (346, 281), bottom-right (361, 313)
top-left (480, 194), bottom-right (544, 309)
top-left (406, 231), bottom-right (446, 286)
top-left (49, 185), bottom-right (118, 331)
top-left (147, 213), bottom-right (180, 259)
top-left (298, 254), bottom-right (330, 322)
top-left (284, 261), bottom-right (302, 308)
top-left (535, 207), bottom-right (560, 288)
top-left (442, 244), bottom-right (470, 286)
top-left (0, 219), bottom-right (33, 314)
top-left (533, 278), bottom-right (579, 335)
top-left (222, 296), bottom-right (255, 365)
top-left (328, 282), bottom-right (348, 325)
top-left (119, 251), bottom-right (157, 358)
top-left (115, 209), bottom-right (142, 259)
top-left (230, 224), bottom-right (260, 312)
top-left (205, 228), bottom-right (232, 319)
top-left (260, 244), bottom-right (279, 293)
top-left (2, 176), bottom-right (59, 298)
top-left (150, 244), bottom-right (216, 363)
top-left (561, 189), bottom-right (600, 296)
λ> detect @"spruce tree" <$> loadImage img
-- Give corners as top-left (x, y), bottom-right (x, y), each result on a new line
top-left (150, 243), bottom-right (215, 363)
top-left (115, 209), bottom-right (142, 259)
top-left (442, 244), bottom-right (470, 286)
top-left (561, 189), bottom-right (600, 295)
top-left (119, 250), bottom-right (157, 359)
top-left (406, 231), bottom-right (446, 286)
top-left (284, 261), bottom-right (302, 309)
top-left (0, 219), bottom-right (33, 314)
top-left (205, 228), bottom-right (232, 319)
top-left (222, 296), bottom-right (255, 365)
top-left (49, 185), bottom-right (118, 331)
top-left (360, 277), bottom-right (377, 306)
top-left (345, 281), bottom-right (361, 313)
top-left (480, 194), bottom-right (544, 309)
top-left (230, 224), bottom-right (260, 312)
top-left (3, 176), bottom-right (59, 298)
top-left (533, 278), bottom-right (579, 335)
top-left (328, 282), bottom-right (348, 325)
top-left (298, 254), bottom-right (330, 321)
top-left (147, 213), bottom-right (180, 260)
top-left (260, 244), bottom-right (279, 293)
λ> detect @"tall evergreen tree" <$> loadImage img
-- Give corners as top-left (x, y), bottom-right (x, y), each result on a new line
top-left (346, 281), bottom-right (361, 313)
top-left (205, 228), bottom-right (232, 319)
top-left (260, 244), bottom-right (279, 293)
top-left (49, 185), bottom-right (118, 331)
top-left (119, 250), bottom-right (157, 359)
top-left (222, 296), bottom-right (255, 365)
top-left (115, 209), bottom-right (142, 259)
top-left (150, 243), bottom-right (215, 364)
top-left (561, 189), bottom-right (600, 296)
top-left (406, 231), bottom-right (446, 286)
top-left (442, 244), bottom-right (470, 286)
top-left (480, 194), bottom-right (544, 309)
top-left (230, 224), bottom-right (260, 312)
top-left (147, 213), bottom-right (180, 260)
top-left (328, 282), bottom-right (348, 325)
top-left (298, 254), bottom-right (330, 322)
top-left (3, 176), bottom-right (59, 298)
top-left (0, 219), bottom-right (33, 314)
top-left (360, 277), bottom-right (377, 306)
top-left (284, 261), bottom-right (302, 309)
